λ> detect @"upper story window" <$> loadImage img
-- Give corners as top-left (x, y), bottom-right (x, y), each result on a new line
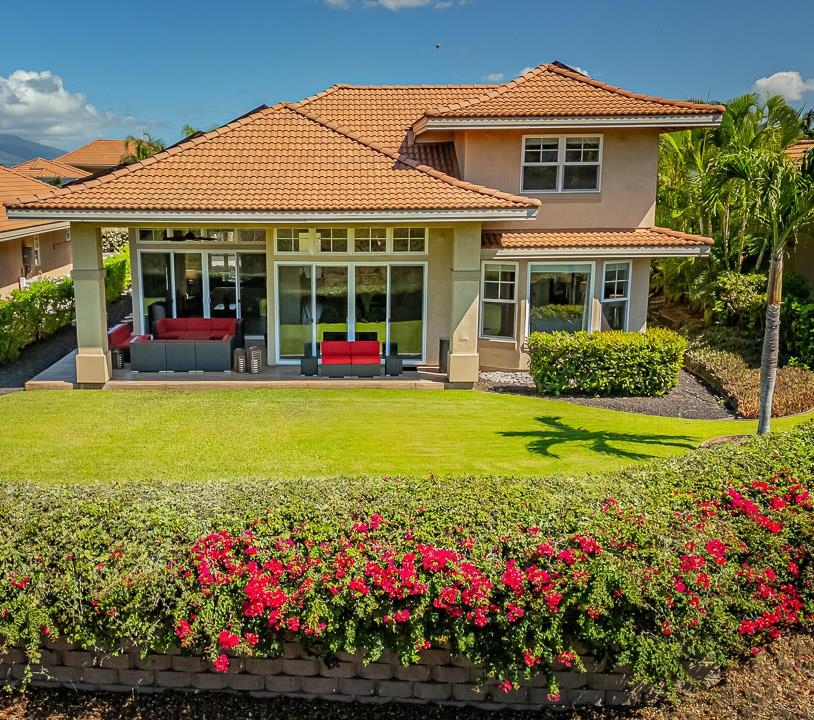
top-left (354, 228), bottom-right (387, 253)
top-left (276, 228), bottom-right (308, 253)
top-left (138, 228), bottom-right (265, 243)
top-left (318, 228), bottom-right (348, 253)
top-left (393, 228), bottom-right (426, 253)
top-left (237, 229), bottom-right (266, 243)
top-left (204, 229), bottom-right (235, 242)
top-left (522, 136), bottom-right (602, 193)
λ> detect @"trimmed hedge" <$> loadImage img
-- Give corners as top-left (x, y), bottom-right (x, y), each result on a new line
top-left (686, 340), bottom-right (814, 418)
top-left (0, 252), bottom-right (130, 365)
top-left (527, 329), bottom-right (686, 397)
top-left (1, 422), bottom-right (812, 696)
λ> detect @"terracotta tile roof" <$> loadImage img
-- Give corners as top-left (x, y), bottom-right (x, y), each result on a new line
top-left (482, 227), bottom-right (714, 250)
top-left (399, 142), bottom-right (459, 177)
top-left (9, 104), bottom-right (539, 215)
top-left (55, 139), bottom-right (132, 168)
top-left (12, 157), bottom-right (90, 180)
top-left (787, 139), bottom-right (814, 163)
top-left (420, 64), bottom-right (724, 123)
top-left (295, 84), bottom-right (492, 154)
top-left (0, 166), bottom-right (61, 235)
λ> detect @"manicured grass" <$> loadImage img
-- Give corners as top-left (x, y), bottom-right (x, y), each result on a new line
top-left (1, 389), bottom-right (812, 483)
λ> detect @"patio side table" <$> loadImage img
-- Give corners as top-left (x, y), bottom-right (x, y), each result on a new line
top-left (385, 356), bottom-right (403, 376)
top-left (301, 356), bottom-right (318, 376)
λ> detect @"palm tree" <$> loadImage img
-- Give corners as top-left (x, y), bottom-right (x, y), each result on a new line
top-left (801, 110), bottom-right (814, 139)
top-left (705, 148), bottom-right (814, 433)
top-left (120, 133), bottom-right (165, 164)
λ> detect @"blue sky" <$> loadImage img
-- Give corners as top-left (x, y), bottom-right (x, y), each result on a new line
top-left (1, 0), bottom-right (813, 150)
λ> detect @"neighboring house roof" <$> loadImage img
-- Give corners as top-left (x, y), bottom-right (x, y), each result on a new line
top-left (482, 227), bottom-right (713, 255)
top-left (0, 166), bottom-right (66, 237)
top-left (786, 139), bottom-right (814, 163)
top-left (8, 104), bottom-right (539, 219)
top-left (415, 63), bottom-right (724, 131)
top-left (12, 157), bottom-right (90, 180)
top-left (55, 139), bottom-right (132, 169)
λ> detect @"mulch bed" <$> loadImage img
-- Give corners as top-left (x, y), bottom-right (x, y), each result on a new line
top-left (477, 371), bottom-right (734, 421)
top-left (1, 634), bottom-right (811, 719)
top-left (0, 295), bottom-right (132, 390)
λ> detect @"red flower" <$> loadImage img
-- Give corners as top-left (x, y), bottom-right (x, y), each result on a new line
top-left (218, 630), bottom-right (240, 650)
top-left (213, 654), bottom-right (230, 672)
top-left (175, 620), bottom-right (192, 641)
top-left (243, 632), bottom-right (259, 647)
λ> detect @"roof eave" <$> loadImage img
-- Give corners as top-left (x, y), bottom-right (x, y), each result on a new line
top-left (483, 245), bottom-right (712, 258)
top-left (6, 207), bottom-right (539, 224)
top-left (0, 221), bottom-right (70, 242)
top-left (415, 114), bottom-right (723, 133)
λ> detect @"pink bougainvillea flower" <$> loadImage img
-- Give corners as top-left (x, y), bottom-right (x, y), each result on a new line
top-left (175, 620), bottom-right (192, 641)
top-left (218, 630), bottom-right (240, 650)
top-left (213, 653), bottom-right (230, 672)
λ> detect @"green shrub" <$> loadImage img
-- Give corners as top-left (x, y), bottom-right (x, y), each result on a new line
top-left (782, 300), bottom-right (814, 370)
top-left (0, 251), bottom-right (130, 365)
top-left (685, 340), bottom-right (814, 417)
top-left (526, 329), bottom-right (686, 397)
top-left (103, 252), bottom-right (130, 303)
top-left (1, 423), bottom-right (812, 696)
top-left (709, 272), bottom-right (766, 331)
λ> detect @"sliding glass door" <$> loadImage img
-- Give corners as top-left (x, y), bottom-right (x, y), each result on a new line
top-left (275, 262), bottom-right (425, 363)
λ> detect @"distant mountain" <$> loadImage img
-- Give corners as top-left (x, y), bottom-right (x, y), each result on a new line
top-left (0, 134), bottom-right (66, 167)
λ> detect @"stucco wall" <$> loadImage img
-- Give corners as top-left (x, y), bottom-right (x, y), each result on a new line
top-left (0, 238), bottom-right (23, 295)
top-left (452, 128), bottom-right (659, 231)
top-left (788, 234), bottom-right (814, 289)
top-left (0, 228), bottom-right (72, 297)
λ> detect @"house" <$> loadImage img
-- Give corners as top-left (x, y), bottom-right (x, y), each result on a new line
top-left (0, 166), bottom-right (72, 297)
top-left (786, 139), bottom-right (814, 288)
top-left (12, 157), bottom-right (90, 185)
top-left (53, 139), bottom-right (133, 174)
top-left (7, 63), bottom-right (721, 385)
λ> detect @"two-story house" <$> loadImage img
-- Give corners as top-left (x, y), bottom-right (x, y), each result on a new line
top-left (7, 63), bottom-right (722, 386)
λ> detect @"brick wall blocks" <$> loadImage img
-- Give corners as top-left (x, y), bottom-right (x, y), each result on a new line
top-left (418, 649), bottom-right (450, 666)
top-left (413, 681), bottom-right (452, 701)
top-left (155, 670), bottom-right (193, 688)
top-left (244, 658), bottom-right (283, 675)
top-left (357, 663), bottom-right (393, 680)
top-left (81, 668), bottom-right (119, 686)
top-left (606, 690), bottom-right (633, 706)
top-left (300, 676), bottom-right (338, 695)
top-left (554, 671), bottom-right (589, 689)
top-left (338, 677), bottom-right (376, 697)
top-left (266, 675), bottom-right (301, 693)
top-left (319, 660), bottom-right (357, 678)
top-left (282, 643), bottom-right (302, 659)
top-left (377, 680), bottom-right (413, 698)
top-left (118, 669), bottom-right (154, 687)
top-left (560, 688), bottom-right (605, 706)
top-left (282, 658), bottom-right (318, 676)
top-left (394, 665), bottom-right (430, 682)
top-left (585, 672), bottom-right (628, 691)
top-left (0, 650), bottom-right (26, 665)
top-left (171, 656), bottom-right (207, 673)
top-left (451, 683), bottom-right (489, 703)
top-left (491, 687), bottom-right (529, 705)
top-left (193, 673), bottom-right (229, 691)
top-left (430, 665), bottom-right (469, 684)
top-left (134, 654), bottom-right (173, 671)
top-left (226, 673), bottom-right (265, 692)
top-left (94, 653), bottom-right (133, 670)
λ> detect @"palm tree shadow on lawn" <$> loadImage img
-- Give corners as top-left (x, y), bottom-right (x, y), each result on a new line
top-left (500, 415), bottom-right (696, 461)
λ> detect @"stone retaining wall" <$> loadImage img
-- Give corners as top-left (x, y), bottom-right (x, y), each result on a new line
top-left (0, 641), bottom-right (642, 711)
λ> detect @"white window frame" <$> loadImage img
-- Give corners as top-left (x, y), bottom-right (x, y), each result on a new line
top-left (275, 228), bottom-right (309, 254)
top-left (480, 261), bottom-right (518, 341)
top-left (317, 228), bottom-right (349, 254)
top-left (526, 260), bottom-right (596, 337)
top-left (601, 260), bottom-right (631, 331)
top-left (136, 227), bottom-right (264, 244)
top-left (392, 227), bottom-right (427, 254)
top-left (352, 227), bottom-right (388, 254)
top-left (520, 134), bottom-right (603, 194)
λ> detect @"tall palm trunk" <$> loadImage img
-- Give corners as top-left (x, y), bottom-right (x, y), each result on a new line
top-left (757, 250), bottom-right (783, 434)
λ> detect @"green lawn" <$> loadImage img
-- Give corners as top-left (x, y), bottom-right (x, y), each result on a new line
top-left (1, 389), bottom-right (812, 483)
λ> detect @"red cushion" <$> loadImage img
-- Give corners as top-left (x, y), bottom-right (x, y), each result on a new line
top-left (322, 355), bottom-right (352, 365)
top-left (161, 331), bottom-right (183, 340)
top-left (187, 331), bottom-right (212, 339)
top-left (353, 356), bottom-right (381, 365)
top-left (351, 341), bottom-right (380, 358)
top-left (211, 318), bottom-right (236, 332)
top-left (322, 341), bottom-right (352, 357)
top-left (186, 318), bottom-right (210, 331)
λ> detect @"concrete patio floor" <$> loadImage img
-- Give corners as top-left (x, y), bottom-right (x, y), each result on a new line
top-left (25, 351), bottom-right (448, 391)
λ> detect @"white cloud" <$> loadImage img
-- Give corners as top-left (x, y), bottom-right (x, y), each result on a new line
top-left (324, 0), bottom-right (350, 6)
top-left (571, 65), bottom-right (590, 77)
top-left (753, 71), bottom-right (814, 101)
top-left (520, 66), bottom-right (535, 76)
top-left (484, 72), bottom-right (504, 82)
top-left (0, 69), bottom-right (142, 146)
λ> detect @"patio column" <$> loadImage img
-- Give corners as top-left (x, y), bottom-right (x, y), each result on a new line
top-left (448, 224), bottom-right (481, 384)
top-left (71, 224), bottom-right (111, 385)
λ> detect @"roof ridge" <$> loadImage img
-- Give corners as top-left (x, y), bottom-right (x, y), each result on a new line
top-left (10, 105), bottom-right (280, 207)
top-left (296, 82), bottom-right (495, 107)
top-left (423, 63), bottom-right (725, 117)
top-left (283, 103), bottom-right (538, 209)
top-left (0, 164), bottom-right (52, 188)
top-left (14, 156), bottom-right (87, 174)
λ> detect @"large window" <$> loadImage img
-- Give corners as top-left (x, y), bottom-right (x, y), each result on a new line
top-left (522, 136), bottom-right (601, 193)
top-left (601, 261), bottom-right (630, 330)
top-left (481, 263), bottom-right (517, 339)
top-left (528, 263), bottom-right (592, 333)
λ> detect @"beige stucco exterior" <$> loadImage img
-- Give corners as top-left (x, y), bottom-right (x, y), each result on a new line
top-left (450, 127), bottom-right (659, 230)
top-left (0, 227), bottom-right (72, 297)
top-left (788, 234), bottom-right (814, 289)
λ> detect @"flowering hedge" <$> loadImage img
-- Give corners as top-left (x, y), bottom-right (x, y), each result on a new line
top-left (1, 422), bottom-right (813, 698)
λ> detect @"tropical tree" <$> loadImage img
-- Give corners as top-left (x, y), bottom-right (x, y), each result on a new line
top-left (801, 109), bottom-right (814, 139)
top-left (705, 148), bottom-right (814, 434)
top-left (120, 133), bottom-right (165, 164)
